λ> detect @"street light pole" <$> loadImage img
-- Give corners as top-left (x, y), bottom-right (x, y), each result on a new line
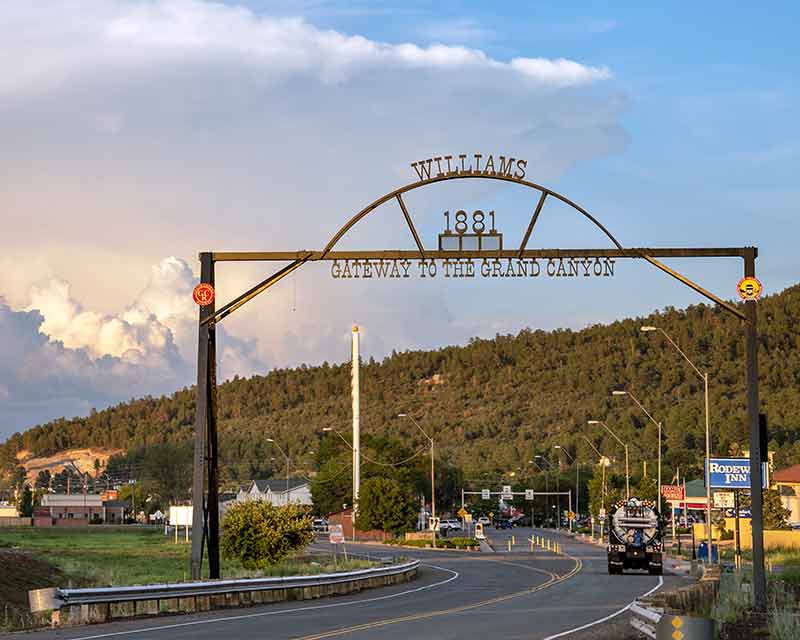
top-left (399, 414), bottom-right (435, 547)
top-left (642, 325), bottom-right (713, 564)
top-left (266, 439), bottom-right (290, 498)
top-left (554, 445), bottom-right (577, 531)
top-left (536, 455), bottom-right (558, 528)
top-left (588, 420), bottom-right (629, 499)
top-left (612, 390), bottom-right (663, 514)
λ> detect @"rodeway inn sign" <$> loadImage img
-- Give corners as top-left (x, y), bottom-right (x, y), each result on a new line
top-left (707, 458), bottom-right (769, 490)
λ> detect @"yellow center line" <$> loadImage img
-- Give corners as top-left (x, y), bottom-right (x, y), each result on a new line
top-left (291, 555), bottom-right (583, 640)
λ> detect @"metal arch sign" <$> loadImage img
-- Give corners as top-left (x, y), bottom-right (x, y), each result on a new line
top-left (190, 149), bottom-right (764, 590)
top-left (737, 276), bottom-right (762, 300)
top-left (192, 283), bottom-right (215, 306)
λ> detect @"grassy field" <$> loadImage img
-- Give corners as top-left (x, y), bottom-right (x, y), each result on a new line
top-left (0, 527), bottom-right (373, 587)
top-left (0, 526), bottom-right (376, 631)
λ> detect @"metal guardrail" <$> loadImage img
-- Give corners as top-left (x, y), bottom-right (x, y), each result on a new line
top-left (630, 601), bottom-right (662, 639)
top-left (630, 600), bottom-right (715, 639)
top-left (31, 559), bottom-right (419, 612)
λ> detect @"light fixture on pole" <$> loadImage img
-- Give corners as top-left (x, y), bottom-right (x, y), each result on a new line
top-left (588, 420), bottom-right (629, 499)
top-left (612, 390), bottom-right (663, 515)
top-left (641, 325), bottom-right (713, 564)
top-left (399, 413), bottom-right (436, 547)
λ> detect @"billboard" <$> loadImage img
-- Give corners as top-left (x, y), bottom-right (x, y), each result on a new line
top-left (706, 458), bottom-right (768, 490)
top-left (661, 485), bottom-right (685, 501)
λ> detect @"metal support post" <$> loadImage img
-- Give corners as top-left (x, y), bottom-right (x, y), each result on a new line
top-left (191, 252), bottom-right (219, 579)
top-left (744, 249), bottom-right (765, 610)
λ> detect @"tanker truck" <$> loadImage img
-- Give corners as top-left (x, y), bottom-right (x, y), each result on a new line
top-left (607, 497), bottom-right (663, 575)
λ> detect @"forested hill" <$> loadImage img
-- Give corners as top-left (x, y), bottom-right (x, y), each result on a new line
top-left (3, 284), bottom-right (800, 483)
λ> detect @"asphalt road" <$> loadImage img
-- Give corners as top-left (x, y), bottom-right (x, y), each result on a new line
top-left (14, 529), bottom-right (690, 640)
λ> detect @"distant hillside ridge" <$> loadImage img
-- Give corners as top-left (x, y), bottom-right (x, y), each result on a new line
top-left (2, 283), bottom-right (799, 483)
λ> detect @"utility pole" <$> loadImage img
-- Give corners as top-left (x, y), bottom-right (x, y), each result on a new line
top-left (399, 413), bottom-right (435, 547)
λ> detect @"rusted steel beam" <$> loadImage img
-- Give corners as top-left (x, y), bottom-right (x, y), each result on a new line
top-left (212, 247), bottom-right (751, 262)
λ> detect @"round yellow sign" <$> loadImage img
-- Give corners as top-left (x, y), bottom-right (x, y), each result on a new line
top-left (737, 276), bottom-right (763, 301)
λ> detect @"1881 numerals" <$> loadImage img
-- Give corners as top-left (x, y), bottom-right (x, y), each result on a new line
top-left (443, 210), bottom-right (496, 235)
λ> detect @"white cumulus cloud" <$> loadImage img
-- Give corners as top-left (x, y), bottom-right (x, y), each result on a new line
top-left (0, 0), bottom-right (626, 437)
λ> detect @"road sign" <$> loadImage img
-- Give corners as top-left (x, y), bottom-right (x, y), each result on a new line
top-left (428, 517), bottom-right (440, 531)
top-left (488, 511), bottom-right (494, 518)
top-left (464, 513), bottom-right (473, 523)
top-left (481, 489), bottom-right (490, 500)
top-left (457, 507), bottom-right (468, 518)
top-left (525, 489), bottom-right (534, 501)
top-left (475, 523), bottom-right (485, 539)
top-left (567, 511), bottom-right (575, 521)
top-left (706, 457), bottom-right (768, 489)
top-left (713, 491), bottom-right (735, 509)
top-left (192, 283), bottom-right (215, 306)
top-left (598, 508), bottom-right (606, 522)
top-left (329, 524), bottom-right (345, 544)
top-left (661, 484), bottom-right (685, 501)
top-left (737, 276), bottom-right (763, 301)
top-left (501, 485), bottom-right (513, 499)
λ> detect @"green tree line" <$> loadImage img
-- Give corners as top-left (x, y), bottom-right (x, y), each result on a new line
top-left (2, 283), bottom-right (799, 518)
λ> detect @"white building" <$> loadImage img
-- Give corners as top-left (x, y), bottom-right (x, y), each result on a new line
top-left (235, 479), bottom-right (312, 507)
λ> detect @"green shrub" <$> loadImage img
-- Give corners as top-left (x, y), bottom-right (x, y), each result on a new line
top-left (221, 501), bottom-right (314, 570)
top-left (448, 537), bottom-right (478, 548)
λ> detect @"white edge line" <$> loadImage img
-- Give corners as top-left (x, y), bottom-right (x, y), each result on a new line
top-left (62, 564), bottom-right (459, 640)
top-left (540, 575), bottom-right (663, 640)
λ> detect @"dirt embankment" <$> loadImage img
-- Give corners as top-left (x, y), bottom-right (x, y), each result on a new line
top-left (16, 448), bottom-right (123, 484)
top-left (0, 549), bottom-right (62, 628)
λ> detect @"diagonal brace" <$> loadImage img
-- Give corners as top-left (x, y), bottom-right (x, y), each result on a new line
top-left (202, 254), bottom-right (312, 325)
top-left (642, 254), bottom-right (746, 320)
top-left (396, 194), bottom-right (426, 259)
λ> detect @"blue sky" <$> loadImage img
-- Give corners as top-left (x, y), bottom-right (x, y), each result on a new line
top-left (0, 1), bottom-right (798, 439)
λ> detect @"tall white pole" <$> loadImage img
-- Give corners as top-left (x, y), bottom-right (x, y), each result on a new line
top-left (351, 325), bottom-right (360, 536)
top-left (658, 422), bottom-right (662, 515)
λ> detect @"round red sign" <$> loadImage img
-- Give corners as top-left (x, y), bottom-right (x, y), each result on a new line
top-left (192, 283), bottom-right (215, 306)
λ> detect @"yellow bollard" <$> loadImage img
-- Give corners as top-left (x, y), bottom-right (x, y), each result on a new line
top-left (512, 535), bottom-right (515, 546)
top-left (547, 539), bottom-right (550, 551)
top-left (508, 539), bottom-right (512, 552)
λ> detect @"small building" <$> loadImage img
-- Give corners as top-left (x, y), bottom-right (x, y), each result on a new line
top-left (235, 479), bottom-right (312, 507)
top-left (41, 493), bottom-right (103, 525)
top-left (0, 503), bottom-right (18, 518)
top-left (327, 508), bottom-right (388, 542)
top-left (772, 464), bottom-right (800, 525)
top-left (36, 494), bottom-right (128, 526)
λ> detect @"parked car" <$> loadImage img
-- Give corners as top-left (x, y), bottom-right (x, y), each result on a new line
top-left (495, 519), bottom-right (513, 530)
top-left (477, 516), bottom-right (490, 526)
top-left (440, 519), bottom-right (462, 532)
top-left (312, 518), bottom-right (328, 532)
